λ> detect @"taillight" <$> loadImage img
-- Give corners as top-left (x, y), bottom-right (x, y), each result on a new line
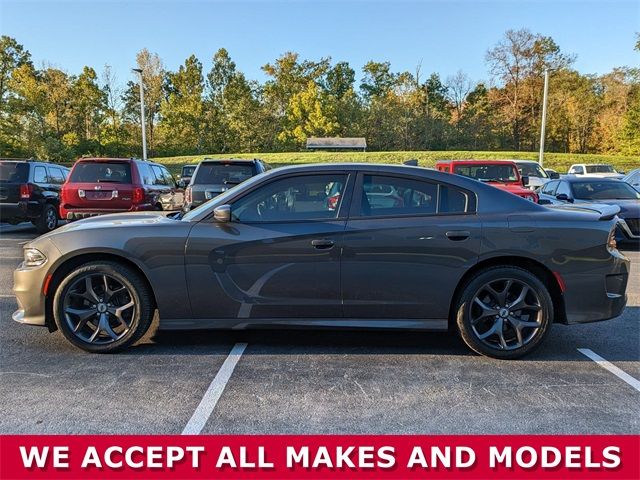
top-left (185, 186), bottom-right (192, 204)
top-left (327, 193), bottom-right (340, 210)
top-left (607, 227), bottom-right (618, 253)
top-left (132, 187), bottom-right (144, 204)
top-left (19, 183), bottom-right (33, 199)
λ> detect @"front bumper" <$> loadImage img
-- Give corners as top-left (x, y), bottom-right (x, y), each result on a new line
top-left (617, 218), bottom-right (640, 243)
top-left (561, 250), bottom-right (630, 324)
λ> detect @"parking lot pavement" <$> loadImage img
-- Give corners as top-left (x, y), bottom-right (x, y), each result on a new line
top-left (0, 223), bottom-right (638, 434)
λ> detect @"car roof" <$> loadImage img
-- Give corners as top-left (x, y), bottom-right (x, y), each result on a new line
top-left (200, 158), bottom-right (260, 164)
top-left (435, 159), bottom-right (518, 165)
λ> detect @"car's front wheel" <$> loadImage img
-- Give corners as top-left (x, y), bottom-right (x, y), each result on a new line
top-left (455, 266), bottom-right (553, 359)
top-left (53, 261), bottom-right (154, 353)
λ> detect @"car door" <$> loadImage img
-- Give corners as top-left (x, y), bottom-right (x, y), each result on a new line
top-left (341, 172), bottom-right (480, 323)
top-left (185, 171), bottom-right (354, 321)
top-left (162, 166), bottom-right (184, 210)
top-left (47, 166), bottom-right (66, 213)
top-left (32, 165), bottom-right (53, 203)
top-left (150, 165), bottom-right (172, 210)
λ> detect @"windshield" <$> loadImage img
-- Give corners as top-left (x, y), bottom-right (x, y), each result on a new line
top-left (182, 166), bottom-right (196, 177)
top-left (193, 163), bottom-right (256, 185)
top-left (572, 181), bottom-right (640, 200)
top-left (585, 165), bottom-right (616, 174)
top-left (517, 162), bottom-right (548, 178)
top-left (454, 164), bottom-right (518, 183)
top-left (69, 162), bottom-right (132, 183)
top-left (0, 162), bottom-right (29, 183)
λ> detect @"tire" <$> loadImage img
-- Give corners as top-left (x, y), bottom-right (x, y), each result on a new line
top-left (34, 204), bottom-right (58, 233)
top-left (455, 266), bottom-right (553, 359)
top-left (52, 261), bottom-right (154, 353)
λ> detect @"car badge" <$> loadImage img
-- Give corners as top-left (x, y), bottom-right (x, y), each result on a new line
top-left (94, 185), bottom-right (102, 190)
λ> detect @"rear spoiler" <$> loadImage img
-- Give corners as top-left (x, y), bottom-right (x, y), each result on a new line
top-left (547, 203), bottom-right (620, 221)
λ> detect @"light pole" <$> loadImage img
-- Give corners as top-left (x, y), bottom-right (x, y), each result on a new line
top-left (538, 68), bottom-right (550, 167)
top-left (132, 68), bottom-right (147, 160)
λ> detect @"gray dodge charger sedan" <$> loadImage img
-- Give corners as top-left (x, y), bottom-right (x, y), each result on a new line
top-left (12, 163), bottom-right (630, 358)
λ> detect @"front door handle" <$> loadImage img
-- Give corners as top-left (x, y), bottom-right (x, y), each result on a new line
top-left (311, 239), bottom-right (335, 249)
top-left (445, 230), bottom-right (470, 241)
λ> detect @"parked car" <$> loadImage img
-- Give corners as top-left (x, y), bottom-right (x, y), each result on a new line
top-left (178, 164), bottom-right (197, 187)
top-left (544, 168), bottom-right (560, 179)
top-left (60, 158), bottom-right (184, 220)
top-left (538, 177), bottom-right (639, 243)
top-left (622, 168), bottom-right (640, 191)
top-left (0, 159), bottom-right (69, 233)
top-left (14, 164), bottom-right (628, 359)
top-left (567, 164), bottom-right (624, 179)
top-left (435, 160), bottom-right (538, 202)
top-left (184, 158), bottom-right (269, 211)
top-left (513, 160), bottom-right (559, 190)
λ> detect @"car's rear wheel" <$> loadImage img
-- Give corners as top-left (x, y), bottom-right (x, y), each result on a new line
top-left (455, 266), bottom-right (552, 359)
top-left (53, 262), bottom-right (154, 353)
top-left (34, 204), bottom-right (58, 233)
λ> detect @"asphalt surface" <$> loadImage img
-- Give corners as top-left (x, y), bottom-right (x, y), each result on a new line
top-left (0, 222), bottom-right (638, 434)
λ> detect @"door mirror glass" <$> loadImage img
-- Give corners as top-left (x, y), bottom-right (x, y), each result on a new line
top-left (555, 193), bottom-right (571, 202)
top-left (548, 171), bottom-right (560, 179)
top-left (213, 204), bottom-right (231, 222)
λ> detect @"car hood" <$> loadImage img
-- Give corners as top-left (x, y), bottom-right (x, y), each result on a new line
top-left (45, 212), bottom-right (175, 236)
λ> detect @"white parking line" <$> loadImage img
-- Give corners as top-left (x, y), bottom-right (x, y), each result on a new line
top-left (0, 294), bottom-right (15, 298)
top-left (182, 342), bottom-right (248, 435)
top-left (578, 348), bottom-right (640, 392)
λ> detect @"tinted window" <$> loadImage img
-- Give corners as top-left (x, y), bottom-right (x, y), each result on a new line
top-left (194, 163), bottom-right (256, 185)
top-left (541, 180), bottom-right (559, 195)
top-left (161, 167), bottom-right (176, 187)
top-left (48, 167), bottom-right (65, 184)
top-left (453, 164), bottom-right (518, 182)
top-left (572, 181), bottom-right (640, 200)
top-left (570, 166), bottom-right (584, 174)
top-left (181, 165), bottom-right (196, 177)
top-left (232, 174), bottom-right (347, 222)
top-left (585, 165), bottom-right (616, 174)
top-left (151, 165), bottom-right (168, 186)
top-left (517, 162), bottom-right (548, 178)
top-left (556, 182), bottom-right (572, 197)
top-left (361, 175), bottom-right (437, 216)
top-left (136, 162), bottom-right (155, 185)
top-left (360, 175), bottom-right (474, 216)
top-left (0, 162), bottom-right (29, 183)
top-left (70, 162), bottom-right (132, 183)
top-left (33, 166), bottom-right (47, 183)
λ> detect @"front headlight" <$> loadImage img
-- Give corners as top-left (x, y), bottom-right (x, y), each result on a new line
top-left (23, 248), bottom-right (47, 267)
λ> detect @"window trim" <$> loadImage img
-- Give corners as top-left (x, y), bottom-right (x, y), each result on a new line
top-left (348, 172), bottom-right (478, 220)
top-left (208, 171), bottom-right (356, 224)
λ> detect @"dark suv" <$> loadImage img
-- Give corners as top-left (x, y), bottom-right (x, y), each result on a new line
top-left (60, 158), bottom-right (184, 220)
top-left (184, 158), bottom-right (269, 211)
top-left (0, 159), bottom-right (70, 233)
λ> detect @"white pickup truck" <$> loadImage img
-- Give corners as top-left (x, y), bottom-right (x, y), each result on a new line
top-left (567, 164), bottom-right (625, 179)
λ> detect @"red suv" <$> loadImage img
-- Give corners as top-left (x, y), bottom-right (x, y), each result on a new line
top-left (60, 158), bottom-right (184, 220)
top-left (435, 160), bottom-right (538, 202)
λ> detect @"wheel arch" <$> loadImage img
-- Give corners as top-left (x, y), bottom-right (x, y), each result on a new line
top-left (44, 252), bottom-right (158, 331)
top-left (449, 255), bottom-right (566, 329)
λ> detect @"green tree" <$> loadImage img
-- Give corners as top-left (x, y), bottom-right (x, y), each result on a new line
top-left (0, 36), bottom-right (32, 107)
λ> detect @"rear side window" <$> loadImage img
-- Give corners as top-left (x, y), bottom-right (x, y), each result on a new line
top-left (48, 167), bottom-right (66, 184)
top-left (194, 163), bottom-right (256, 185)
top-left (151, 165), bottom-right (168, 186)
top-left (0, 162), bottom-right (29, 183)
top-left (136, 162), bottom-right (155, 185)
top-left (359, 175), bottom-right (475, 217)
top-left (70, 162), bottom-right (132, 184)
top-left (33, 166), bottom-right (48, 183)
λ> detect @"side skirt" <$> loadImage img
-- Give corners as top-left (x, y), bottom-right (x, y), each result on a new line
top-left (159, 318), bottom-right (449, 331)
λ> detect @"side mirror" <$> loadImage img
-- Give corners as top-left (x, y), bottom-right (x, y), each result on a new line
top-left (177, 179), bottom-right (186, 188)
top-left (555, 193), bottom-right (572, 202)
top-left (521, 176), bottom-right (530, 187)
top-left (538, 198), bottom-right (552, 205)
top-left (213, 204), bottom-right (231, 222)
top-left (549, 171), bottom-right (560, 179)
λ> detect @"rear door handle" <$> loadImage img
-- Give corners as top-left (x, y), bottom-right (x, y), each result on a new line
top-left (445, 230), bottom-right (470, 241)
top-left (311, 239), bottom-right (335, 249)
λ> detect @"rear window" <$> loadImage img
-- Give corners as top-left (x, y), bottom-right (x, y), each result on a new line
top-left (0, 162), bottom-right (29, 183)
top-left (193, 163), bottom-right (255, 185)
top-left (70, 162), bottom-right (132, 184)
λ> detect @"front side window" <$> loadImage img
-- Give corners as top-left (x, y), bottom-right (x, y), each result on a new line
top-left (570, 166), bottom-right (584, 175)
top-left (151, 165), bottom-right (168, 186)
top-left (232, 174), bottom-right (347, 222)
top-left (556, 182), bottom-right (572, 197)
top-left (541, 180), bottom-right (559, 195)
top-left (359, 175), bottom-right (474, 216)
top-left (160, 167), bottom-right (176, 187)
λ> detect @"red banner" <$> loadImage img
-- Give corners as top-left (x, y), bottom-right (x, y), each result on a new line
top-left (1, 435), bottom-right (638, 479)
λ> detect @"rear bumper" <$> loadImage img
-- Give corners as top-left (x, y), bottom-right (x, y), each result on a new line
top-left (0, 201), bottom-right (43, 222)
top-left (562, 250), bottom-right (630, 324)
top-left (62, 204), bottom-right (154, 221)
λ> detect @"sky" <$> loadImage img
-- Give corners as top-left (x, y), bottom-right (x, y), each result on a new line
top-left (1, 0), bottom-right (638, 87)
